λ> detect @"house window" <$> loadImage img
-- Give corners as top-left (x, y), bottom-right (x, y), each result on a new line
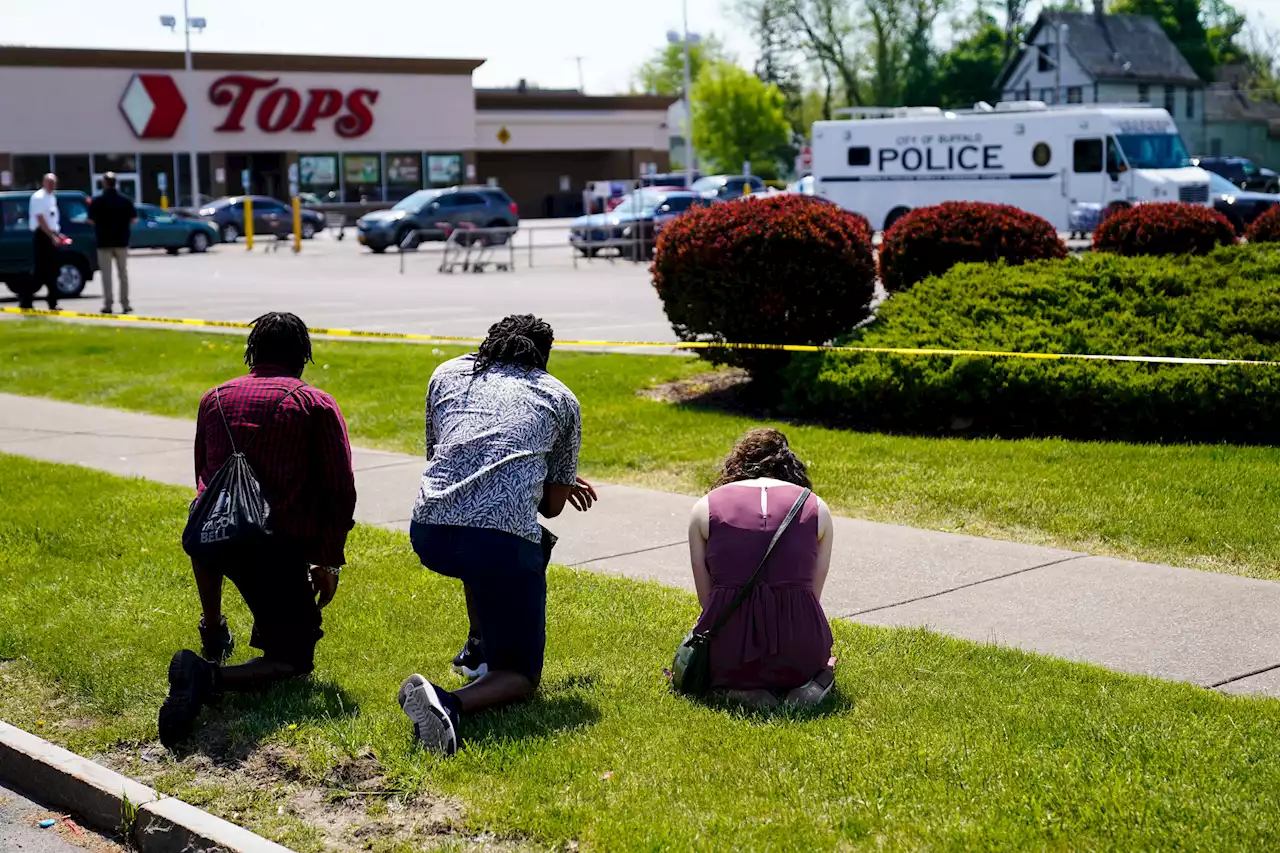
top-left (1186, 87), bottom-right (1196, 118)
top-left (1164, 85), bottom-right (1176, 113)
top-left (1041, 87), bottom-right (1055, 104)
top-left (1038, 44), bottom-right (1054, 73)
top-left (1067, 86), bottom-right (1083, 104)
top-left (1138, 84), bottom-right (1150, 103)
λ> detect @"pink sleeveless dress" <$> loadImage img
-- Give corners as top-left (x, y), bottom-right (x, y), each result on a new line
top-left (694, 483), bottom-right (833, 691)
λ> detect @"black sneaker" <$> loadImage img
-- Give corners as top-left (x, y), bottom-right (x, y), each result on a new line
top-left (158, 650), bottom-right (218, 749)
top-left (451, 636), bottom-right (488, 679)
top-left (198, 615), bottom-right (234, 665)
top-left (398, 674), bottom-right (460, 755)
top-left (100, 306), bottom-right (113, 315)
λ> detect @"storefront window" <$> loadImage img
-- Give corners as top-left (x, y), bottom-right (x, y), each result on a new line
top-left (12, 154), bottom-right (51, 190)
top-left (174, 154), bottom-right (212, 208)
top-left (299, 154), bottom-right (339, 202)
top-left (426, 154), bottom-right (463, 188)
top-left (93, 153), bottom-right (138, 174)
top-left (53, 155), bottom-right (92, 194)
top-left (386, 153), bottom-right (423, 201)
top-left (140, 154), bottom-right (175, 206)
top-left (343, 154), bottom-right (381, 202)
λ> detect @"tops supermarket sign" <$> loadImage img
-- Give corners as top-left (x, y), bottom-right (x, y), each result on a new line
top-left (120, 73), bottom-right (380, 139)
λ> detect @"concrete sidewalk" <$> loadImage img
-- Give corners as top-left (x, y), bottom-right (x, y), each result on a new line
top-left (4, 392), bottom-right (1280, 698)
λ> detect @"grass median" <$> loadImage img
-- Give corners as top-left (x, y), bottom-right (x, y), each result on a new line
top-left (4, 453), bottom-right (1280, 851)
top-left (3, 319), bottom-right (1280, 581)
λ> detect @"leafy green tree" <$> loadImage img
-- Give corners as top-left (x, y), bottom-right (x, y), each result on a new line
top-left (936, 9), bottom-right (1007, 106)
top-left (632, 37), bottom-right (726, 95)
top-left (1110, 0), bottom-right (1214, 81)
top-left (692, 62), bottom-right (794, 179)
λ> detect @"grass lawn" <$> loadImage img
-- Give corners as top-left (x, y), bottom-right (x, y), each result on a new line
top-left (3, 320), bottom-right (1280, 581)
top-left (4, 453), bottom-right (1280, 851)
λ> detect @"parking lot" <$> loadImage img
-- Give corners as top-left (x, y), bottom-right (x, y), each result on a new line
top-left (6, 221), bottom-right (679, 346)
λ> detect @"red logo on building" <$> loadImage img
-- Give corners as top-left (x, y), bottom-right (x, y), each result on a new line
top-left (119, 74), bottom-right (187, 139)
top-left (209, 75), bottom-right (379, 138)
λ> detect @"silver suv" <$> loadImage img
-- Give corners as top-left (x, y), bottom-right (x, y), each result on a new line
top-left (356, 186), bottom-right (519, 252)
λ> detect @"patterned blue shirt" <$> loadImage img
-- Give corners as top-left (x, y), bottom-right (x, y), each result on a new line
top-left (412, 354), bottom-right (581, 543)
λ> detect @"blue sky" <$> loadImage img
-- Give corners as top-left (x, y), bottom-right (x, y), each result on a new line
top-left (2, 0), bottom-right (1273, 94)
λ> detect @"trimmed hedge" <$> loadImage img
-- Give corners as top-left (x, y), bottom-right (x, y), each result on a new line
top-left (878, 201), bottom-right (1067, 293)
top-left (1092, 202), bottom-right (1237, 256)
top-left (1246, 206), bottom-right (1280, 244)
top-left (652, 193), bottom-right (876, 376)
top-left (783, 245), bottom-right (1280, 443)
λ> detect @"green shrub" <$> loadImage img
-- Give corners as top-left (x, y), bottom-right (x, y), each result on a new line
top-left (784, 245), bottom-right (1280, 443)
top-left (652, 193), bottom-right (876, 378)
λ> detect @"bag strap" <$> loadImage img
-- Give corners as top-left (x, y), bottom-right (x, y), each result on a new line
top-left (212, 381), bottom-right (308, 456)
top-left (704, 486), bottom-right (812, 639)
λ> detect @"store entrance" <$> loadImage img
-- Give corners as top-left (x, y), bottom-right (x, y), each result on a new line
top-left (94, 172), bottom-right (140, 200)
top-left (225, 153), bottom-right (285, 200)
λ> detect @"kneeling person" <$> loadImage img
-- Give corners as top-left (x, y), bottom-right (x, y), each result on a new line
top-left (400, 314), bottom-right (595, 755)
top-left (159, 312), bottom-right (357, 749)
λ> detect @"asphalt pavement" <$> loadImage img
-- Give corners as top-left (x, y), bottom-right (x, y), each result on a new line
top-left (0, 779), bottom-right (124, 853)
top-left (4, 392), bottom-right (1280, 698)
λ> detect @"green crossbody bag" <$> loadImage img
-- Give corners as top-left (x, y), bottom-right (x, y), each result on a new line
top-left (671, 487), bottom-right (812, 697)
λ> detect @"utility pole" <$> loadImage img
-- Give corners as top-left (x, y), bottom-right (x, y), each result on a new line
top-left (162, 3), bottom-right (205, 209)
top-left (572, 56), bottom-right (586, 93)
top-left (681, 0), bottom-right (694, 189)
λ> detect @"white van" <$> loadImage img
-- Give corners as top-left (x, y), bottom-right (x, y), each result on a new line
top-left (812, 102), bottom-right (1212, 232)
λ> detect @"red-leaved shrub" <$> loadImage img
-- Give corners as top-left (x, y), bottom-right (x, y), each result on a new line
top-left (1245, 205), bottom-right (1280, 244)
top-left (877, 201), bottom-right (1067, 293)
top-left (651, 194), bottom-right (876, 377)
top-left (1092, 202), bottom-right (1237, 256)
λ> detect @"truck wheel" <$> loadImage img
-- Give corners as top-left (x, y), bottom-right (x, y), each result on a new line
top-left (883, 207), bottom-right (911, 233)
top-left (53, 255), bottom-right (89, 298)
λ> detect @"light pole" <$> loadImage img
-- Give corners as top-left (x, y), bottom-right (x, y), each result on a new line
top-left (161, 3), bottom-right (205, 209)
top-left (667, 12), bottom-right (699, 189)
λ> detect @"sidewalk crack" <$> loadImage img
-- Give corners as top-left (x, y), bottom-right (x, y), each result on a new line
top-left (570, 540), bottom-right (686, 567)
top-left (1209, 662), bottom-right (1280, 690)
top-left (840, 554), bottom-right (1088, 618)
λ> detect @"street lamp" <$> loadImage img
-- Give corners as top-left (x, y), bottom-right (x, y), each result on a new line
top-left (161, 3), bottom-right (206, 209)
top-left (667, 13), bottom-right (700, 190)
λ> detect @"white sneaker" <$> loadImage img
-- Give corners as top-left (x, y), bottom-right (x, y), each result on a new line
top-left (398, 674), bottom-right (459, 755)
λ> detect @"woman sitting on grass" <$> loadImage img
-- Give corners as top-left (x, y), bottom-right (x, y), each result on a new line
top-left (687, 428), bottom-right (835, 708)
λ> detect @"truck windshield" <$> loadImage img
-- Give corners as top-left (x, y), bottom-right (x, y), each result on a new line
top-left (1114, 134), bottom-right (1191, 169)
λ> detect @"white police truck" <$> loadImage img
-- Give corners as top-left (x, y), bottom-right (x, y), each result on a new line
top-left (812, 102), bottom-right (1212, 232)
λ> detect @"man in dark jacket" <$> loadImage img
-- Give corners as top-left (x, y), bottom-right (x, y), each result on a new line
top-left (86, 173), bottom-right (137, 314)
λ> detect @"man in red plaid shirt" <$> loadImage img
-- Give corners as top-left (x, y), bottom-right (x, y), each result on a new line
top-left (160, 312), bottom-right (357, 749)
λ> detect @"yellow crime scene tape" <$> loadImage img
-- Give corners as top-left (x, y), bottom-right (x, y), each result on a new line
top-left (3, 305), bottom-right (1279, 368)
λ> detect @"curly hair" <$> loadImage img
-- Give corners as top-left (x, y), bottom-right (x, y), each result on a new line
top-left (714, 428), bottom-right (811, 489)
top-left (244, 311), bottom-right (313, 371)
top-left (473, 314), bottom-right (555, 374)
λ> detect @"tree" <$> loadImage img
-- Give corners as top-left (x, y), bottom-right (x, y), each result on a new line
top-left (632, 37), bottom-right (726, 95)
top-left (1110, 0), bottom-right (1214, 81)
top-left (691, 62), bottom-right (793, 179)
top-left (737, 0), bottom-right (807, 132)
top-left (780, 0), bottom-right (866, 106)
top-left (936, 8), bottom-right (1007, 106)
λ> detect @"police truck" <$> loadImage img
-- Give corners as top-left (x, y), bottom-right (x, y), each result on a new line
top-left (811, 102), bottom-right (1212, 232)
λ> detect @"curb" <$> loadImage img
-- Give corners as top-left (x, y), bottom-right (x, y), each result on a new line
top-left (0, 721), bottom-right (295, 853)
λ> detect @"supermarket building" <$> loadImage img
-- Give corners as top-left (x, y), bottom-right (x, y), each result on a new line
top-left (0, 47), bottom-right (673, 217)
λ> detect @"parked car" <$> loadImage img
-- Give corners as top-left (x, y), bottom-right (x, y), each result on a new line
top-left (1191, 156), bottom-right (1280, 194)
top-left (1207, 171), bottom-right (1279, 233)
top-left (606, 185), bottom-right (684, 211)
top-left (570, 190), bottom-right (704, 259)
top-left (0, 190), bottom-right (97, 299)
top-left (691, 174), bottom-right (768, 202)
top-left (640, 172), bottom-right (701, 189)
top-left (131, 203), bottom-right (219, 254)
top-left (355, 186), bottom-right (519, 253)
top-left (197, 195), bottom-right (325, 244)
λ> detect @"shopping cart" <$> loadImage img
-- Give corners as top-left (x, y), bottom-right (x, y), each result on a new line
top-left (439, 223), bottom-right (513, 273)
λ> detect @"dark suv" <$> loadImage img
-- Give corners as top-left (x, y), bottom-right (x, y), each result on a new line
top-left (1191, 156), bottom-right (1280, 193)
top-left (0, 190), bottom-right (98, 299)
top-left (355, 186), bottom-right (519, 253)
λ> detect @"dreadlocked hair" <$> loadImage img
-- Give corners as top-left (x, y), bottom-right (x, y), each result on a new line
top-left (472, 314), bottom-right (554, 374)
top-left (244, 312), bottom-right (313, 371)
top-left (715, 428), bottom-right (812, 489)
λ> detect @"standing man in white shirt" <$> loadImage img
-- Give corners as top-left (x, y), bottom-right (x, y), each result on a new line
top-left (24, 173), bottom-right (70, 311)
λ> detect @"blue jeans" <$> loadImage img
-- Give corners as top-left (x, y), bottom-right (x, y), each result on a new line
top-left (410, 522), bottom-right (552, 680)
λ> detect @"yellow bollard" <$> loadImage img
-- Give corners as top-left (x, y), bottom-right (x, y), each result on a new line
top-left (159, 195), bottom-right (168, 211)
top-left (292, 196), bottom-right (302, 253)
top-left (244, 197), bottom-right (254, 250)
